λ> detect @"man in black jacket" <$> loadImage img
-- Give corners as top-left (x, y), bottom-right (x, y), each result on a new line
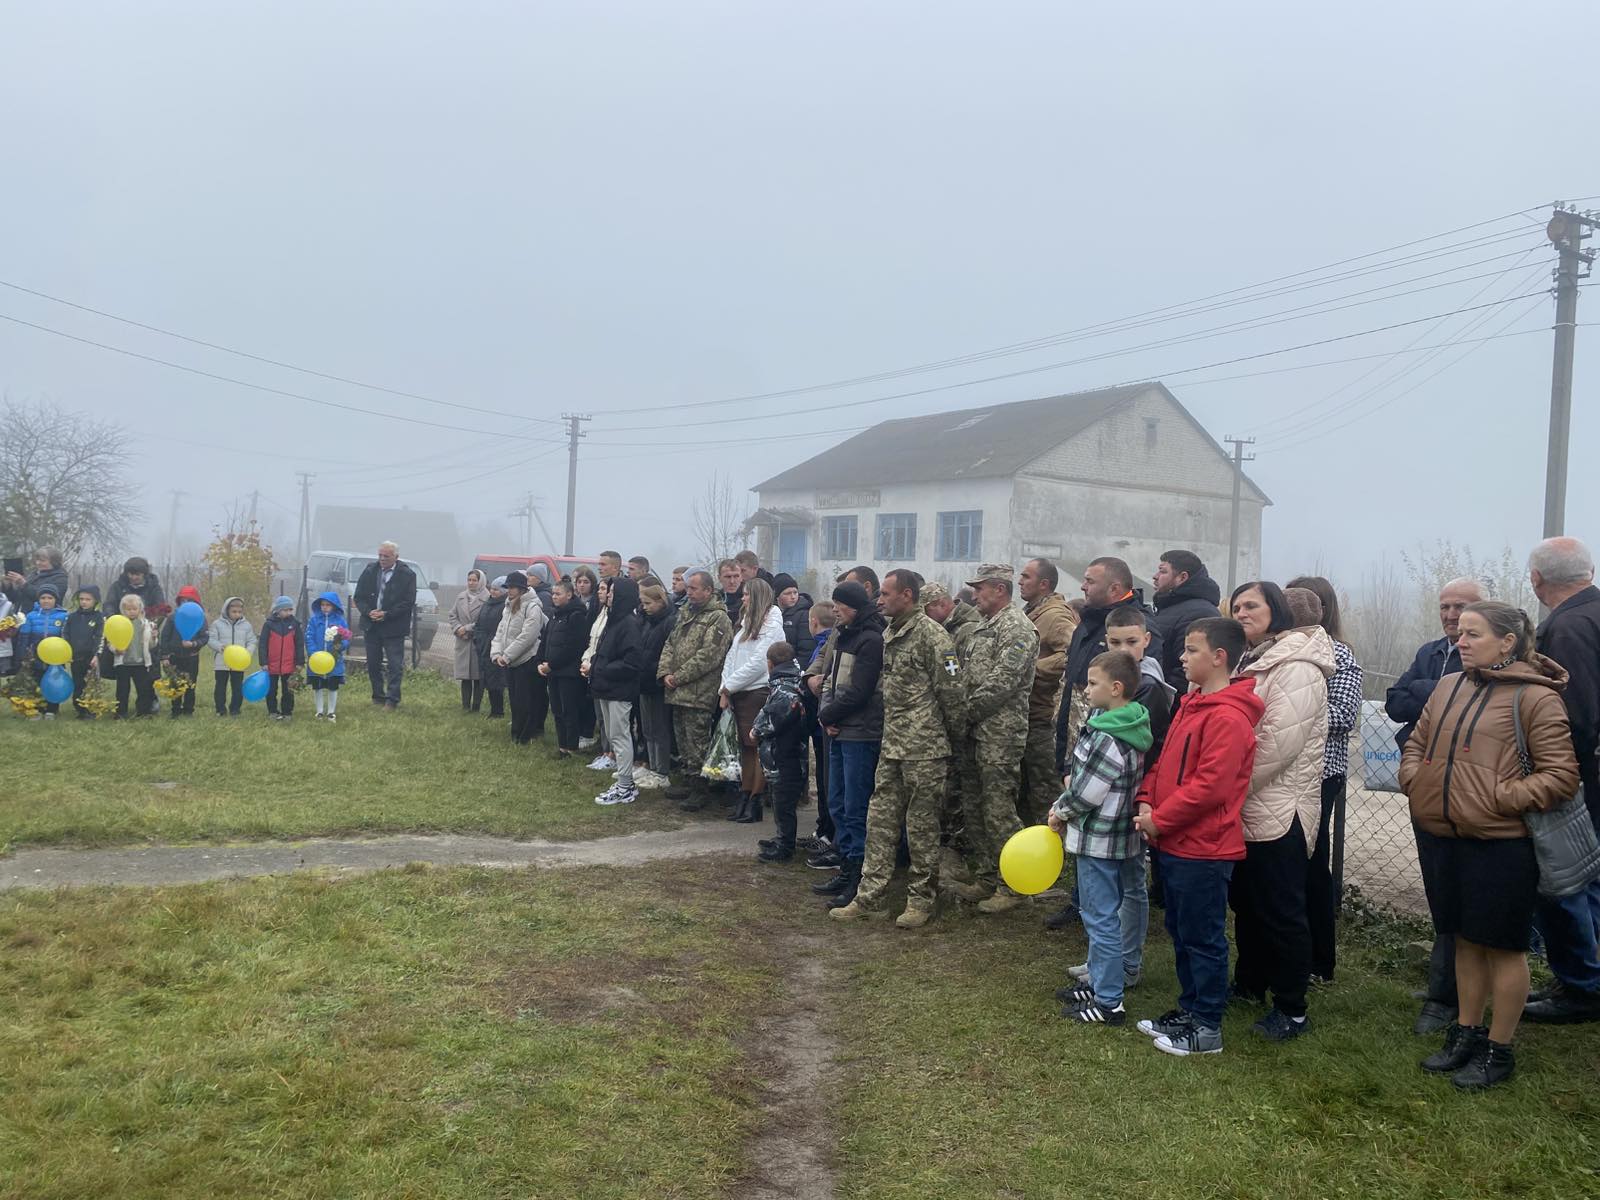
top-left (1525, 537), bottom-right (1600, 1025)
top-left (812, 581), bottom-right (885, 908)
top-left (352, 541), bottom-right (416, 710)
top-left (1054, 556), bottom-right (1162, 774)
top-left (1150, 550), bottom-right (1222, 692)
top-left (1384, 576), bottom-right (1482, 1034)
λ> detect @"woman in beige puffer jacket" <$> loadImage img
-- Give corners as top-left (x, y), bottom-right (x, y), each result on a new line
top-left (1224, 581), bottom-right (1336, 1040)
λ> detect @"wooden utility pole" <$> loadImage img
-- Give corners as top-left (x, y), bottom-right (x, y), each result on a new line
top-left (1223, 435), bottom-right (1255, 595)
top-left (562, 413), bottom-right (591, 556)
top-left (1543, 204), bottom-right (1595, 538)
top-left (294, 471), bottom-right (315, 563)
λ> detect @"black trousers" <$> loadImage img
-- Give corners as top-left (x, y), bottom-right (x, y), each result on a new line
top-left (549, 674), bottom-right (585, 750)
top-left (215, 669), bottom-right (244, 714)
top-left (529, 667), bottom-right (548, 735)
top-left (115, 665), bottom-right (155, 716)
top-left (1305, 774), bottom-right (1344, 979)
top-left (367, 631), bottom-right (405, 704)
top-left (772, 748), bottom-right (806, 849)
top-left (72, 656), bottom-right (95, 718)
top-left (169, 652), bottom-right (200, 715)
top-left (266, 674), bottom-right (295, 715)
top-left (507, 659), bottom-right (539, 744)
top-left (1412, 823), bottom-right (1461, 1006)
top-left (812, 728), bottom-right (834, 840)
top-left (1230, 816), bottom-right (1312, 1018)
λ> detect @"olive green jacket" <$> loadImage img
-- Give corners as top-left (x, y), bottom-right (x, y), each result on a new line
top-left (658, 599), bottom-right (732, 710)
top-left (880, 611), bottom-right (966, 760)
top-left (964, 603), bottom-right (1038, 746)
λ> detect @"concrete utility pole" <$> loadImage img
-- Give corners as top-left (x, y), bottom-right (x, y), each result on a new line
top-left (561, 413), bottom-right (591, 556)
top-left (164, 489), bottom-right (185, 581)
top-left (1543, 205), bottom-right (1596, 538)
top-left (294, 471), bottom-right (315, 563)
top-left (247, 490), bottom-right (259, 526)
top-left (1223, 435), bottom-right (1255, 596)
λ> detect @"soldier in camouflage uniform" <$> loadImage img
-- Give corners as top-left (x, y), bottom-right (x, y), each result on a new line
top-left (658, 568), bottom-right (733, 810)
top-left (949, 563), bottom-right (1039, 913)
top-left (833, 570), bottom-right (966, 929)
top-left (923, 582), bottom-right (981, 881)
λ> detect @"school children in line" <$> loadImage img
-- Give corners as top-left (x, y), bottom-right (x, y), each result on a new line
top-left (64, 587), bottom-right (105, 720)
top-left (157, 585), bottom-right (209, 719)
top-left (110, 594), bottom-right (158, 718)
top-left (210, 596), bottom-right (256, 717)
top-left (259, 596), bottom-right (305, 720)
top-left (305, 591), bottom-right (350, 722)
top-left (18, 583), bottom-right (68, 717)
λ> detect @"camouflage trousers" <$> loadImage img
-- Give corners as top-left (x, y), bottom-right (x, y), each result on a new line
top-left (943, 735), bottom-right (980, 851)
top-left (670, 704), bottom-right (716, 778)
top-left (858, 756), bottom-right (949, 913)
top-left (965, 737), bottom-right (1025, 890)
top-left (1019, 719), bottom-right (1060, 826)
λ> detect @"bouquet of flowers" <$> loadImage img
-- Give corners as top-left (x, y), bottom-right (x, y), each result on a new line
top-left (153, 664), bottom-right (195, 702)
top-left (327, 625), bottom-right (350, 660)
top-left (2, 671), bottom-right (43, 718)
top-left (74, 664), bottom-right (117, 718)
top-left (0, 612), bottom-right (20, 643)
top-left (146, 602), bottom-right (172, 625)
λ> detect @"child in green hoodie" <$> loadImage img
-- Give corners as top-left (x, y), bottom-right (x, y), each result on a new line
top-left (1047, 650), bottom-right (1152, 1027)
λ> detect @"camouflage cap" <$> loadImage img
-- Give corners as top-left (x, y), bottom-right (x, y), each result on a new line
top-left (920, 581), bottom-right (951, 605)
top-left (965, 563), bottom-right (1014, 587)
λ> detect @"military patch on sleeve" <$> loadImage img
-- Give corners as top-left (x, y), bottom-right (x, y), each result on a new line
top-left (942, 653), bottom-right (960, 677)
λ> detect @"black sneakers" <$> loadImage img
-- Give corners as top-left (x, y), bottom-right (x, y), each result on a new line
top-left (757, 843), bottom-right (794, 863)
top-left (1042, 904), bottom-right (1079, 931)
top-left (1523, 980), bottom-right (1600, 1025)
top-left (1062, 1000), bottom-right (1126, 1025)
top-left (1252, 1008), bottom-right (1310, 1042)
top-left (1136, 1009), bottom-right (1191, 1039)
top-left (807, 848), bottom-right (844, 871)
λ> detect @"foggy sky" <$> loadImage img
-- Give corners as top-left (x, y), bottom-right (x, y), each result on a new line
top-left (1, 2), bottom-right (1593, 589)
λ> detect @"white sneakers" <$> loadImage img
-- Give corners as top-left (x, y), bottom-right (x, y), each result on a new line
top-left (594, 784), bottom-right (638, 806)
top-left (633, 768), bottom-right (670, 790)
top-left (587, 754), bottom-right (617, 771)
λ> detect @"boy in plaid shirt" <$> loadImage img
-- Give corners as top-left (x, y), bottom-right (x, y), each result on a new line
top-left (1048, 650), bottom-right (1152, 1026)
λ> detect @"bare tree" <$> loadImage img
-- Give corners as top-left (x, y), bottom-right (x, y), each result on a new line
top-left (1345, 556), bottom-right (1425, 699)
top-left (690, 471), bottom-right (746, 566)
top-left (0, 396), bottom-right (142, 560)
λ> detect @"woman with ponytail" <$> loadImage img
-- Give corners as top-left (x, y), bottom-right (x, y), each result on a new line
top-left (1401, 600), bottom-right (1580, 1090)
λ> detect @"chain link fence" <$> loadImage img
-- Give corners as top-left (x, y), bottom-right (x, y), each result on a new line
top-left (1337, 699), bottom-right (1425, 915)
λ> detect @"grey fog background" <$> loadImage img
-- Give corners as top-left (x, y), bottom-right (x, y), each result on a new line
top-left (1, 1), bottom-right (1593, 586)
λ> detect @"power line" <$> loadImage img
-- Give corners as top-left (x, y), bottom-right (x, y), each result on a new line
top-left (0, 278), bottom-right (561, 426)
top-left (606, 248), bottom-right (1544, 433)
top-left (0, 311), bottom-right (568, 443)
top-left (587, 210), bottom-right (1547, 417)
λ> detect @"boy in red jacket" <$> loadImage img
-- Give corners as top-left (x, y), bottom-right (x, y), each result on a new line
top-left (1133, 617), bottom-right (1264, 1057)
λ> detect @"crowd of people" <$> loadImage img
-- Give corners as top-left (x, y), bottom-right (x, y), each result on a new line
top-left (6, 533), bottom-right (1598, 1090)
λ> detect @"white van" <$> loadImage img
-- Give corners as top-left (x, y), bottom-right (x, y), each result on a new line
top-left (301, 550), bottom-right (441, 653)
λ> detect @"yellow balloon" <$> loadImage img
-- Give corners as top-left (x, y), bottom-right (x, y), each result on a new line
top-left (999, 824), bottom-right (1065, 896)
top-left (35, 635), bottom-right (71, 666)
top-left (308, 650), bottom-right (335, 675)
top-left (222, 644), bottom-right (251, 672)
top-left (104, 613), bottom-right (133, 652)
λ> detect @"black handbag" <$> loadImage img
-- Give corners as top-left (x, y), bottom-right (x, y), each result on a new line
top-left (1513, 686), bottom-right (1600, 898)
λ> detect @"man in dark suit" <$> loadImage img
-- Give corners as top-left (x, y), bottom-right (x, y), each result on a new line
top-left (353, 541), bottom-right (416, 710)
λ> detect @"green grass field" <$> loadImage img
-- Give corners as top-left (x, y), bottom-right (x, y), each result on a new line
top-left (3, 860), bottom-right (1597, 1199)
top-left (1, 667), bottom-right (682, 851)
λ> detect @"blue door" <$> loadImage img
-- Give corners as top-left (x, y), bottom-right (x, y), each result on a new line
top-left (777, 528), bottom-right (807, 579)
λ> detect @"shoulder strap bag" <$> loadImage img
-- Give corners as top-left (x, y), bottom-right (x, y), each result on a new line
top-left (1514, 685), bottom-right (1600, 898)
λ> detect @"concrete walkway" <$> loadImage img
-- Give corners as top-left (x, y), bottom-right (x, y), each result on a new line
top-left (0, 822), bottom-right (761, 891)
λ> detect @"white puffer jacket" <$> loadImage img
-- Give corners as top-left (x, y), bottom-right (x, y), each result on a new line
top-left (1235, 625), bottom-right (1336, 854)
top-left (721, 606), bottom-right (785, 694)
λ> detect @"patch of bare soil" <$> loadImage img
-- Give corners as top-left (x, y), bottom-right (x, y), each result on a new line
top-left (493, 952), bottom-right (703, 1024)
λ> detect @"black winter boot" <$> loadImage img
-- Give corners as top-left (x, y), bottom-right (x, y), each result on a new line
top-left (736, 796), bottom-right (764, 824)
top-left (727, 793), bottom-right (752, 822)
top-left (1420, 1023), bottom-right (1486, 1074)
top-left (827, 858), bottom-right (864, 909)
top-left (678, 778), bottom-right (713, 812)
top-left (460, 681), bottom-right (473, 710)
top-left (1451, 1039), bottom-right (1515, 1090)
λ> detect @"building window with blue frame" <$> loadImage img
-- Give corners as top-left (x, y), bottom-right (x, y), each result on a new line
top-left (935, 510), bottom-right (982, 561)
top-left (821, 515), bottom-right (858, 560)
top-left (875, 513), bottom-right (916, 561)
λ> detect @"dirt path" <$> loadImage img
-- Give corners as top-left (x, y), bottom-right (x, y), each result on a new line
top-left (0, 822), bottom-right (759, 891)
top-left (741, 929), bottom-right (843, 1200)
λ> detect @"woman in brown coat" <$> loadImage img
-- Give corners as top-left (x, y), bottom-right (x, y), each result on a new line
top-left (1400, 600), bottom-right (1580, 1089)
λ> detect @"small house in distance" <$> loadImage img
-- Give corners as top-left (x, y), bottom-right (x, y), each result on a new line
top-left (746, 383), bottom-right (1268, 593)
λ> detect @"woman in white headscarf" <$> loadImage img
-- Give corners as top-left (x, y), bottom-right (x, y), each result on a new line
top-left (449, 568), bottom-right (491, 711)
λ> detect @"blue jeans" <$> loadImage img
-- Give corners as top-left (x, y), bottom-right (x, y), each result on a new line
top-left (1075, 855), bottom-right (1130, 1007)
top-left (832, 742), bottom-right (883, 864)
top-left (1160, 852), bottom-right (1234, 1029)
top-left (828, 739), bottom-right (880, 862)
top-left (1120, 854), bottom-right (1150, 979)
top-left (1536, 879), bottom-right (1600, 993)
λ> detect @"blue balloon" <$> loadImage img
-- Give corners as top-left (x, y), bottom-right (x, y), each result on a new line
top-left (174, 601), bottom-right (206, 641)
top-left (241, 670), bottom-right (270, 703)
top-left (40, 664), bottom-right (74, 704)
